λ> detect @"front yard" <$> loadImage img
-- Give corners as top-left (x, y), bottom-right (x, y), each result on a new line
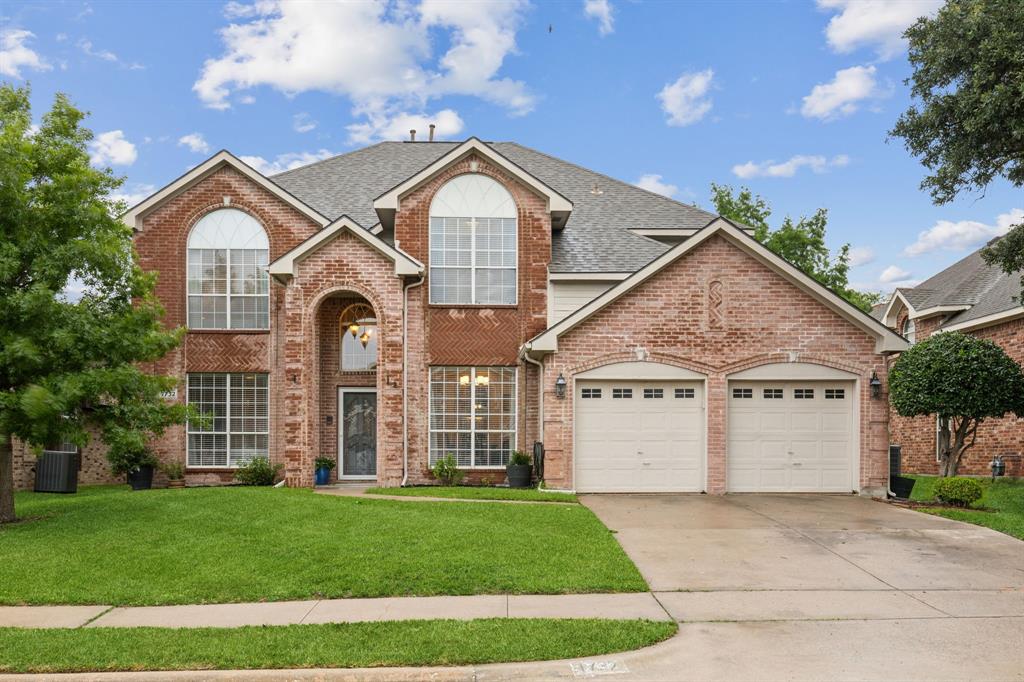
top-left (908, 476), bottom-right (1024, 540)
top-left (0, 486), bottom-right (646, 606)
top-left (365, 485), bottom-right (578, 503)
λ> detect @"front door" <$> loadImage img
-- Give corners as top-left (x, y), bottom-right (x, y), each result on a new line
top-left (338, 388), bottom-right (377, 479)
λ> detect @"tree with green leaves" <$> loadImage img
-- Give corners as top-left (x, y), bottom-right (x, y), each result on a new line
top-left (890, 0), bottom-right (1024, 297)
top-left (710, 183), bottom-right (883, 312)
top-left (888, 332), bottom-right (1024, 477)
top-left (0, 84), bottom-right (189, 523)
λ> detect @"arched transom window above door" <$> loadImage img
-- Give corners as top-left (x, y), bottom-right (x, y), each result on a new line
top-left (187, 208), bottom-right (269, 330)
top-left (429, 174), bottom-right (517, 306)
top-left (340, 303), bottom-right (377, 371)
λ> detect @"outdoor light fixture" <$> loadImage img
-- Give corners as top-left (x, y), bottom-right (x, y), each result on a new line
top-left (869, 371), bottom-right (882, 399)
top-left (554, 373), bottom-right (567, 399)
top-left (348, 323), bottom-right (360, 338)
top-left (359, 331), bottom-right (371, 348)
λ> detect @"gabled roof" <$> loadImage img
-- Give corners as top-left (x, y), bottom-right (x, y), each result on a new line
top-left (121, 151), bottom-right (329, 231)
top-left (371, 138), bottom-right (573, 230)
top-left (267, 215), bottom-right (422, 282)
top-left (271, 141), bottom-right (718, 273)
top-left (881, 241), bottom-right (1023, 332)
top-left (528, 218), bottom-right (908, 355)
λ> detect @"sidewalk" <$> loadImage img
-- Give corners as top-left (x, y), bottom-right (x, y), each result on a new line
top-left (0, 592), bottom-right (669, 629)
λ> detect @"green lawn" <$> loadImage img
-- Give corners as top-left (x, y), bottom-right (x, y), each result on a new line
top-left (366, 486), bottom-right (578, 503)
top-left (908, 475), bottom-right (1024, 540)
top-left (1, 486), bottom-right (645, 606)
top-left (0, 619), bottom-right (676, 674)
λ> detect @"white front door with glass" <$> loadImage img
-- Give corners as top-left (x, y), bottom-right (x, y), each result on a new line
top-left (337, 388), bottom-right (377, 479)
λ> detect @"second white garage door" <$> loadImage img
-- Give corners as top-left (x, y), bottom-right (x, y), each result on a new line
top-left (575, 381), bottom-right (704, 492)
top-left (728, 381), bottom-right (855, 492)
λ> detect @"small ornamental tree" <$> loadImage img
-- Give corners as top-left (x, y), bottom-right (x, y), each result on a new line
top-left (889, 332), bottom-right (1024, 477)
top-left (0, 85), bottom-right (190, 523)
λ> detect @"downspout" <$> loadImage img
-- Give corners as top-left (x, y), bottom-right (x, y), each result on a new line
top-left (401, 274), bottom-right (424, 487)
top-left (521, 343), bottom-right (544, 462)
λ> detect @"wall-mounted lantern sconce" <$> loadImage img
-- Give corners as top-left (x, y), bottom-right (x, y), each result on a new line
top-left (554, 373), bottom-right (567, 399)
top-left (869, 371), bottom-right (882, 400)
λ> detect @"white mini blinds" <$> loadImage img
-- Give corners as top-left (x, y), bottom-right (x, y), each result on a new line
top-left (186, 373), bottom-right (269, 468)
top-left (429, 174), bottom-right (517, 305)
top-left (429, 367), bottom-right (517, 468)
top-left (187, 209), bottom-right (269, 330)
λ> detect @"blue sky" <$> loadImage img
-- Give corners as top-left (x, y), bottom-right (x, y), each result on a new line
top-left (2, 0), bottom-right (1020, 294)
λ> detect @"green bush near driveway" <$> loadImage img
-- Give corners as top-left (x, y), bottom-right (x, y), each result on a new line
top-left (1, 486), bottom-right (643, 606)
top-left (909, 475), bottom-right (1024, 540)
top-left (0, 619), bottom-right (676, 674)
top-left (366, 486), bottom-right (578, 503)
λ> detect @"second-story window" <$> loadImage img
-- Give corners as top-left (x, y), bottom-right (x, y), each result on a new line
top-left (902, 317), bottom-right (916, 344)
top-left (429, 174), bottom-right (517, 305)
top-left (187, 208), bottom-right (269, 330)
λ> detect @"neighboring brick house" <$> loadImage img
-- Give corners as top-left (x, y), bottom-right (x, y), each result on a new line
top-left (879, 245), bottom-right (1024, 477)
top-left (13, 137), bottom-right (908, 494)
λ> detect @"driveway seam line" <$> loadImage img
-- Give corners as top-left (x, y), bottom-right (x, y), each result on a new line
top-left (649, 591), bottom-right (676, 622)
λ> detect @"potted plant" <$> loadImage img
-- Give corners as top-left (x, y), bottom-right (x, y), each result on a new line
top-left (162, 461), bottom-right (185, 489)
top-left (314, 456), bottom-right (336, 485)
top-left (108, 446), bottom-right (158, 491)
top-left (506, 450), bottom-right (532, 488)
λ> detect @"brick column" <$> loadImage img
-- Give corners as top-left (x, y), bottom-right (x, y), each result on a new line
top-left (705, 373), bottom-right (727, 494)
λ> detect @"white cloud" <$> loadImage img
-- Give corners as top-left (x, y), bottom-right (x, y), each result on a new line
top-left (879, 265), bottom-right (912, 284)
top-left (732, 154), bottom-right (849, 179)
top-left (178, 133), bottom-right (211, 154)
top-left (903, 208), bottom-right (1024, 257)
top-left (801, 65), bottom-right (883, 120)
top-left (109, 183), bottom-right (155, 210)
top-left (657, 69), bottom-right (714, 127)
top-left (194, 0), bottom-right (530, 141)
top-left (293, 112), bottom-right (317, 133)
top-left (0, 29), bottom-right (51, 79)
top-left (818, 0), bottom-right (943, 60)
top-left (848, 246), bottom-right (875, 267)
top-left (77, 38), bottom-right (144, 69)
top-left (346, 108), bottom-right (464, 145)
top-left (634, 174), bottom-right (677, 198)
top-left (583, 0), bottom-right (614, 36)
top-left (88, 130), bottom-right (138, 166)
top-left (240, 149), bottom-right (336, 175)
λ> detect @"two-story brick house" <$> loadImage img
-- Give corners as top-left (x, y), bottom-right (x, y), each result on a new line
top-left (13, 137), bottom-right (908, 494)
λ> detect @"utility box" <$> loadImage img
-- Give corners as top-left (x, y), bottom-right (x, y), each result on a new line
top-left (34, 448), bottom-right (79, 494)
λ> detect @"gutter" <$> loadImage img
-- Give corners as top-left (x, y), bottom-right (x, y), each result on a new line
top-left (401, 275), bottom-right (425, 487)
top-left (520, 344), bottom-right (545, 464)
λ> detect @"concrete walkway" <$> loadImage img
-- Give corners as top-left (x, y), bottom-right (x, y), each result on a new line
top-left (314, 484), bottom-right (576, 505)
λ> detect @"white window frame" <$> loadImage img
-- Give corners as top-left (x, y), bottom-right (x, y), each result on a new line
top-left (428, 366), bottom-right (518, 469)
top-left (902, 317), bottom-right (916, 344)
top-left (186, 372), bottom-right (269, 469)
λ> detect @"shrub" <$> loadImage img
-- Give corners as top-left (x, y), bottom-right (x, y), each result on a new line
top-left (314, 457), bottom-right (336, 472)
top-left (431, 454), bottom-right (464, 486)
top-left (234, 457), bottom-right (283, 486)
top-left (161, 461), bottom-right (184, 481)
top-left (933, 477), bottom-right (983, 508)
top-left (508, 450), bottom-right (531, 466)
top-left (107, 446), bottom-right (157, 477)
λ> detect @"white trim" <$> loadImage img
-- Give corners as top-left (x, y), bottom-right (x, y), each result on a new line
top-left (528, 218), bottom-right (908, 355)
top-left (122, 151), bottom-right (329, 232)
top-left (939, 306), bottom-right (1024, 332)
top-left (881, 290), bottom-right (917, 327)
top-left (427, 366), bottom-right (518, 470)
top-left (576, 361), bottom-right (705, 381)
top-left (548, 272), bottom-right (631, 281)
top-left (338, 387), bottom-right (378, 480)
top-left (372, 138), bottom-right (573, 229)
top-left (727, 362), bottom-right (859, 381)
top-left (267, 215), bottom-right (423, 282)
top-left (911, 304), bottom-right (971, 319)
top-left (428, 215), bottom-right (518, 306)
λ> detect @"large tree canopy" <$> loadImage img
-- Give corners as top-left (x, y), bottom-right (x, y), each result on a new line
top-left (710, 183), bottom-right (882, 312)
top-left (0, 85), bottom-right (188, 523)
top-left (890, 0), bottom-right (1024, 297)
top-left (889, 331), bottom-right (1024, 477)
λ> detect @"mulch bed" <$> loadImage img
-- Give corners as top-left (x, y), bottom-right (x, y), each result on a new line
top-left (881, 497), bottom-right (996, 513)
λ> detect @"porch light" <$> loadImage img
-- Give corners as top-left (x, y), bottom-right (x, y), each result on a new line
top-left (348, 323), bottom-right (361, 338)
top-left (359, 331), bottom-right (371, 348)
top-left (554, 373), bottom-right (567, 399)
top-left (869, 371), bottom-right (882, 400)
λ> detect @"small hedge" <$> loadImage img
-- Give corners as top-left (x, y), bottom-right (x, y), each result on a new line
top-left (933, 477), bottom-right (983, 508)
top-left (234, 457), bottom-right (283, 486)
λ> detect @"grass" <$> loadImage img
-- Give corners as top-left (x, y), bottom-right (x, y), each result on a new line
top-left (0, 619), bottom-right (676, 674)
top-left (366, 486), bottom-right (578, 503)
top-left (1, 485), bottom-right (645, 606)
top-left (907, 475), bottom-right (1024, 540)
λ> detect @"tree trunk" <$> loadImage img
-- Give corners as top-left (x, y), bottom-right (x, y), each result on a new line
top-left (0, 434), bottom-right (15, 524)
top-left (937, 417), bottom-right (955, 477)
top-left (939, 416), bottom-right (979, 478)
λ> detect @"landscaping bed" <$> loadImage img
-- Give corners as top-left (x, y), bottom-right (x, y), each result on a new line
top-left (1, 486), bottom-right (645, 606)
top-left (366, 486), bottom-right (578, 503)
top-left (906, 476), bottom-right (1024, 540)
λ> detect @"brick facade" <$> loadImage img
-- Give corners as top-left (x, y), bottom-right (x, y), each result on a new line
top-left (890, 315), bottom-right (1024, 477)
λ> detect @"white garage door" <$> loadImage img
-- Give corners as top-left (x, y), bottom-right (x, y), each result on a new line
top-left (728, 381), bottom-right (855, 492)
top-left (575, 381), bottom-right (704, 492)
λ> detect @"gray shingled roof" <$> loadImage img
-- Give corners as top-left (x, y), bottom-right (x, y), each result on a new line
top-left (270, 141), bottom-right (717, 273)
top-left (896, 243), bottom-right (1022, 329)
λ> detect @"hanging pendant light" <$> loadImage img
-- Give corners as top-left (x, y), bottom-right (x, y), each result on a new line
top-left (359, 331), bottom-right (371, 348)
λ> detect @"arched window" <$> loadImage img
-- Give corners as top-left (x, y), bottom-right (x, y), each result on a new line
top-left (429, 174), bottom-right (517, 305)
top-left (902, 317), bottom-right (916, 344)
top-left (340, 303), bottom-right (377, 371)
top-left (187, 209), bottom-right (269, 329)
